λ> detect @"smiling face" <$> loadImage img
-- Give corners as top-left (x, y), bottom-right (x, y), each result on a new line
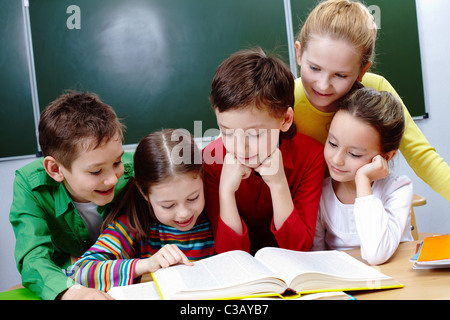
top-left (324, 110), bottom-right (382, 182)
top-left (147, 173), bottom-right (205, 231)
top-left (59, 135), bottom-right (125, 206)
top-left (215, 105), bottom-right (292, 169)
top-left (297, 36), bottom-right (369, 113)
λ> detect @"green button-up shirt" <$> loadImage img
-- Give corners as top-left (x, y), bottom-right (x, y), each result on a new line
top-left (9, 152), bottom-right (134, 300)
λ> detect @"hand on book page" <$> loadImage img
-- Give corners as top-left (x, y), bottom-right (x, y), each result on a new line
top-left (150, 247), bottom-right (403, 300)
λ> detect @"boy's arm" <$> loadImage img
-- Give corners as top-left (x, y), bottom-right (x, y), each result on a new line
top-left (270, 143), bottom-right (326, 251)
top-left (204, 156), bottom-right (251, 254)
top-left (255, 148), bottom-right (294, 230)
top-left (218, 153), bottom-right (253, 235)
top-left (9, 172), bottom-right (76, 300)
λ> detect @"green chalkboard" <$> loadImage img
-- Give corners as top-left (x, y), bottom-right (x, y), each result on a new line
top-left (0, 0), bottom-right (427, 159)
top-left (28, 0), bottom-right (289, 146)
top-left (290, 0), bottom-right (426, 118)
top-left (0, 0), bottom-right (37, 158)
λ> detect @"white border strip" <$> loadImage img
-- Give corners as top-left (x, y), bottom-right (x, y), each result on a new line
top-left (283, 0), bottom-right (297, 78)
top-left (22, 0), bottom-right (42, 154)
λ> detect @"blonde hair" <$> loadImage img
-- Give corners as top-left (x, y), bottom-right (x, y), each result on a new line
top-left (297, 0), bottom-right (377, 68)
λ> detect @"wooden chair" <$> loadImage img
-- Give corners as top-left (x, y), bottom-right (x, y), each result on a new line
top-left (410, 194), bottom-right (426, 240)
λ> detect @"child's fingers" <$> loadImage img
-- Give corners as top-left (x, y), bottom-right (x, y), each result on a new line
top-left (161, 244), bottom-right (193, 267)
top-left (179, 251), bottom-right (194, 266)
top-left (255, 148), bottom-right (282, 176)
top-left (171, 245), bottom-right (194, 266)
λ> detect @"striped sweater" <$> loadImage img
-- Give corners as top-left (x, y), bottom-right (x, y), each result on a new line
top-left (67, 212), bottom-right (214, 291)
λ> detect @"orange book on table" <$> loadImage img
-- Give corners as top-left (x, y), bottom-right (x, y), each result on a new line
top-left (417, 235), bottom-right (450, 262)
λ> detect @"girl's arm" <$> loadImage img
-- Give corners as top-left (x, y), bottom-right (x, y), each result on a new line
top-left (370, 75), bottom-right (450, 201)
top-left (354, 175), bottom-right (413, 265)
top-left (68, 217), bottom-right (139, 291)
top-left (400, 105), bottom-right (450, 201)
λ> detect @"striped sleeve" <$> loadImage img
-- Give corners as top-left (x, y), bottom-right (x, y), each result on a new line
top-left (68, 216), bottom-right (139, 291)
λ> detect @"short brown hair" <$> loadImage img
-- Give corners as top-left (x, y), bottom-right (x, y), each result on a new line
top-left (38, 91), bottom-right (124, 169)
top-left (210, 47), bottom-right (296, 139)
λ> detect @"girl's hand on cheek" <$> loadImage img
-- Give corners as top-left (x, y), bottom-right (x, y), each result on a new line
top-left (356, 154), bottom-right (390, 183)
top-left (220, 153), bottom-right (252, 194)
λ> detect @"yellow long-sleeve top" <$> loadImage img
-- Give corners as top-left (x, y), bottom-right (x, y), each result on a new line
top-left (293, 72), bottom-right (450, 201)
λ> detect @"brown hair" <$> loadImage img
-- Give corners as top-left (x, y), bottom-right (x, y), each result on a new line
top-left (102, 129), bottom-right (203, 242)
top-left (38, 91), bottom-right (124, 169)
top-left (297, 0), bottom-right (377, 68)
top-left (337, 87), bottom-right (405, 154)
top-left (210, 47), bottom-right (296, 139)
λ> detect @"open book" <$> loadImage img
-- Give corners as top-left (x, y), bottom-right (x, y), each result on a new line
top-left (147, 247), bottom-right (402, 300)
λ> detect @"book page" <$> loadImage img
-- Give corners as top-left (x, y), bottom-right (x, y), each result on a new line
top-left (153, 250), bottom-right (284, 299)
top-left (255, 247), bottom-right (391, 285)
top-left (108, 282), bottom-right (161, 300)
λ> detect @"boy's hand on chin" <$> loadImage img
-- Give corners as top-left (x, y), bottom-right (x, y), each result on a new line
top-left (254, 148), bottom-right (285, 187)
top-left (220, 153), bottom-right (252, 194)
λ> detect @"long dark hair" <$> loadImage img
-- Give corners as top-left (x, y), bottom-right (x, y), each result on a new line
top-left (337, 87), bottom-right (405, 154)
top-left (102, 128), bottom-right (203, 242)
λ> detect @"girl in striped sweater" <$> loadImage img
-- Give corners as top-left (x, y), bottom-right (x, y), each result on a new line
top-left (67, 129), bottom-right (214, 292)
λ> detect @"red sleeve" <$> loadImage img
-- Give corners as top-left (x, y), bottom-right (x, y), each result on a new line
top-left (273, 138), bottom-right (326, 251)
top-left (203, 139), bottom-right (251, 254)
top-left (215, 217), bottom-right (251, 253)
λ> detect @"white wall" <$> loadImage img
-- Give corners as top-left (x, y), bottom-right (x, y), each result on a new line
top-left (0, 0), bottom-right (449, 292)
top-left (0, 158), bottom-right (35, 291)
top-left (402, 0), bottom-right (450, 234)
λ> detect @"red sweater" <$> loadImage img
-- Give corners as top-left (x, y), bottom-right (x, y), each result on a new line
top-left (203, 132), bottom-right (326, 254)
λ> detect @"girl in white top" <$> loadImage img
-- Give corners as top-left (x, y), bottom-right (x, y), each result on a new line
top-left (312, 87), bottom-right (413, 265)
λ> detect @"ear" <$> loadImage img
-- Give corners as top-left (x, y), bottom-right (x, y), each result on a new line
top-left (136, 182), bottom-right (149, 202)
top-left (280, 107), bottom-right (294, 132)
top-left (357, 61), bottom-right (372, 82)
top-left (384, 150), bottom-right (397, 162)
top-left (43, 156), bottom-right (65, 182)
top-left (295, 41), bottom-right (302, 67)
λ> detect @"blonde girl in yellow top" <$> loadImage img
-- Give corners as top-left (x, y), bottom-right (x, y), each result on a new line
top-left (294, 0), bottom-right (449, 201)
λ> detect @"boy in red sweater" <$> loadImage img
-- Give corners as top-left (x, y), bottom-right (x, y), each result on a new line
top-left (203, 48), bottom-right (326, 254)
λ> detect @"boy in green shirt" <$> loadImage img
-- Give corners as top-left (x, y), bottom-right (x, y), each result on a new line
top-left (9, 91), bottom-right (133, 299)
